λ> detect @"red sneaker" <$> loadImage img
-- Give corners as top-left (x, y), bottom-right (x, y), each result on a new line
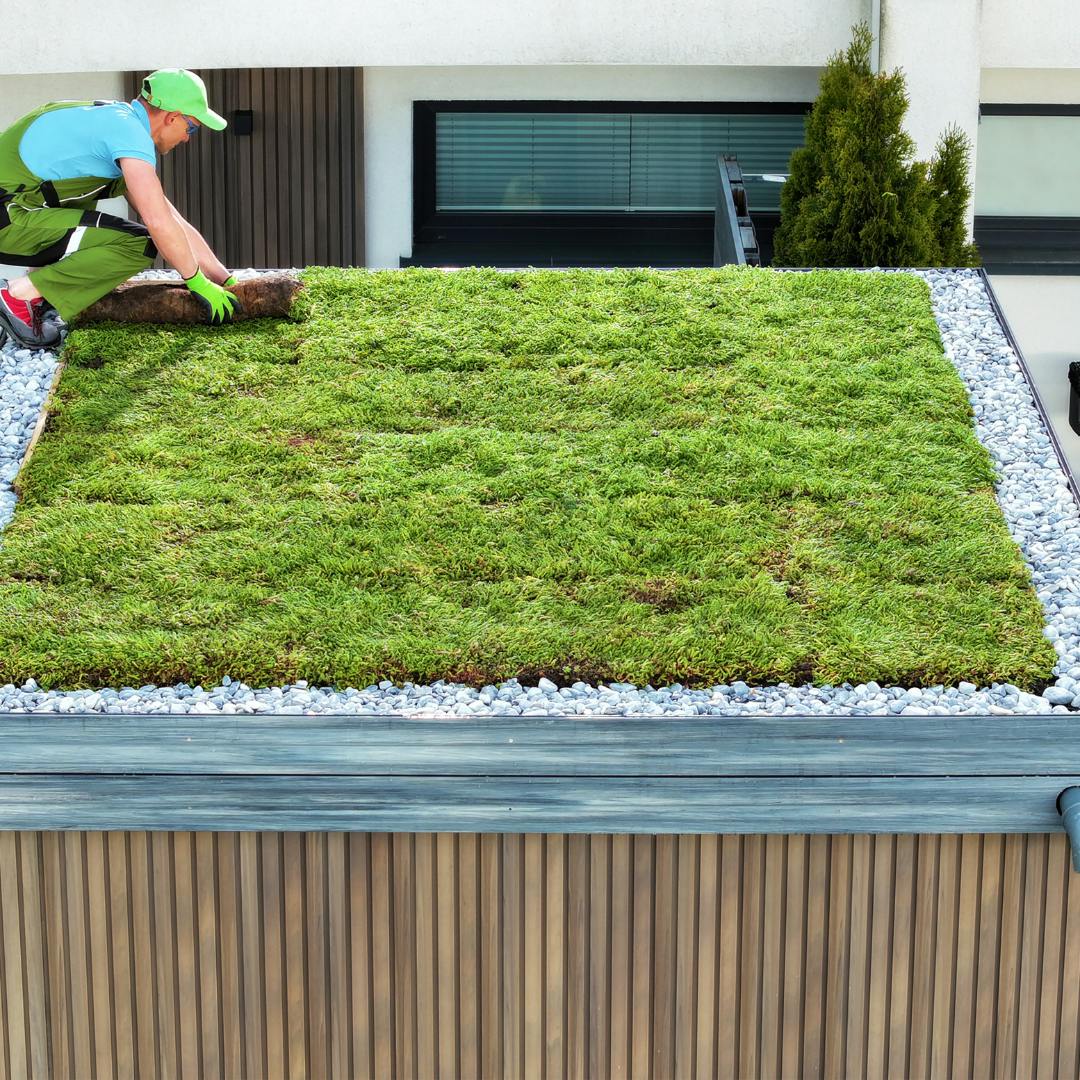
top-left (0, 282), bottom-right (61, 348)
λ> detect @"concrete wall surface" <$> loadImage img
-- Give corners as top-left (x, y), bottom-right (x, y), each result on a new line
top-left (2, 0), bottom-right (859, 73)
top-left (982, 0), bottom-right (1080, 68)
top-left (0, 72), bottom-right (126, 131)
top-left (363, 64), bottom-right (822, 268)
top-left (0, 72), bottom-right (130, 265)
top-left (880, 0), bottom-right (980, 234)
top-left (981, 67), bottom-right (1080, 103)
top-left (7, 0), bottom-right (1080, 74)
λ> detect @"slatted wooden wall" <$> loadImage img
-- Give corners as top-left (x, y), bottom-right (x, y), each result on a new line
top-left (125, 68), bottom-right (365, 269)
top-left (2, 832), bottom-right (1079, 1079)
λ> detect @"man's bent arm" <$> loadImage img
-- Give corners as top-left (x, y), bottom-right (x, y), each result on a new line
top-left (119, 157), bottom-right (200, 278)
top-left (165, 198), bottom-right (231, 285)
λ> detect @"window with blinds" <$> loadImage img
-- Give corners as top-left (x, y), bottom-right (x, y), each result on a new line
top-left (435, 111), bottom-right (806, 215)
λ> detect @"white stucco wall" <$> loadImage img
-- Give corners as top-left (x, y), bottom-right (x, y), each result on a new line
top-left (364, 65), bottom-right (823, 268)
top-left (981, 68), bottom-right (1080, 103)
top-left (981, 0), bottom-right (1080, 68)
top-left (879, 0), bottom-right (979, 235)
top-left (881, 0), bottom-right (980, 162)
top-left (7, 0), bottom-right (1079, 74)
top-left (6, 0), bottom-right (862, 74)
top-left (0, 72), bottom-right (127, 131)
top-left (0, 73), bottom-right (130, 277)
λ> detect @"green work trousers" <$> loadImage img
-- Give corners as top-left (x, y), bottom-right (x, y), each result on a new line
top-left (0, 203), bottom-right (155, 321)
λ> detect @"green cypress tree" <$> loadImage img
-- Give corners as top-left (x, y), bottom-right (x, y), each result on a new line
top-left (772, 22), bottom-right (978, 267)
top-left (928, 124), bottom-right (980, 266)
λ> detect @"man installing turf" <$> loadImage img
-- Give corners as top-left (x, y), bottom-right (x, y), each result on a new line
top-left (0, 68), bottom-right (240, 349)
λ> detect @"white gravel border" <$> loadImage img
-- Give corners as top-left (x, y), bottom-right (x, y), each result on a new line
top-left (0, 266), bottom-right (1077, 716)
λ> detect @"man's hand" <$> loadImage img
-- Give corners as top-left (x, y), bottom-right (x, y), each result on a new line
top-left (185, 269), bottom-right (241, 324)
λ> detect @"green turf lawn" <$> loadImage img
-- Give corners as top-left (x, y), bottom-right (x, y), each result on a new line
top-left (0, 267), bottom-right (1056, 690)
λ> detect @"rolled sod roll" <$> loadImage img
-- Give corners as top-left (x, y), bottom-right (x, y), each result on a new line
top-left (76, 273), bottom-right (302, 325)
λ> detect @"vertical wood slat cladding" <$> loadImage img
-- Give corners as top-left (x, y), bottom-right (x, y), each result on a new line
top-left (125, 69), bottom-right (365, 269)
top-left (3, 833), bottom-right (1080, 1079)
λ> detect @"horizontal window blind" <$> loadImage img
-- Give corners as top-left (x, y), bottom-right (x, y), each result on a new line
top-left (437, 113), bottom-right (631, 211)
top-left (435, 111), bottom-right (805, 214)
top-left (629, 113), bottom-right (805, 211)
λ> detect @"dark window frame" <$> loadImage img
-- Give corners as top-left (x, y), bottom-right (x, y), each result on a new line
top-left (412, 99), bottom-right (810, 249)
top-left (979, 103), bottom-right (1080, 116)
top-left (974, 103), bottom-right (1080, 269)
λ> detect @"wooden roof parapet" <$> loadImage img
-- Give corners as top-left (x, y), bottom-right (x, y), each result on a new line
top-left (0, 713), bottom-right (1077, 833)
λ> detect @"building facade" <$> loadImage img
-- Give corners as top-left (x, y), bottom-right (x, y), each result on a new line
top-left (3, 0), bottom-right (1078, 270)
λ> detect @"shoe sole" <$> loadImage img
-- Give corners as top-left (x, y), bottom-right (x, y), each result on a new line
top-left (0, 306), bottom-right (60, 350)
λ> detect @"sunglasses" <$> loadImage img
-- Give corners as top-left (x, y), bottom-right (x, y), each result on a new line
top-left (183, 116), bottom-right (199, 137)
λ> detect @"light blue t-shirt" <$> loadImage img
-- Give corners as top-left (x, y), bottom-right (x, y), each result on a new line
top-left (18, 99), bottom-right (156, 182)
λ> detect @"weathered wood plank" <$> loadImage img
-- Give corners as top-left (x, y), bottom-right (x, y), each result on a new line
top-left (609, 833), bottom-right (632, 1080)
top-left (0, 775), bottom-right (1074, 834)
top-left (172, 832), bottom-right (200, 1079)
top-left (0, 832), bottom-right (29, 1080)
top-left (238, 833), bottom-right (266, 1080)
top-left (782, 834), bottom-right (808, 1079)
top-left (885, 834), bottom-right (915, 1080)
top-left (260, 833), bottom-right (287, 1080)
top-left (436, 833), bottom-right (459, 1080)
top-left (457, 834), bottom-right (479, 1080)
top-left (17, 834), bottom-right (49, 1080)
top-left (480, 833), bottom-right (502, 1079)
top-left (84, 832), bottom-right (116, 1079)
top-left (630, 836), bottom-right (654, 1080)
top-left (505, 833), bottom-right (525, 1080)
top-left (1, 714), bottom-right (1079, 778)
top-left (128, 833), bottom-right (158, 1076)
top-left (544, 835), bottom-right (566, 1080)
top-left (524, 833), bottom-right (544, 1080)
top-left (652, 835), bottom-right (677, 1079)
top-left (803, 836), bottom-right (829, 1080)
top-left (413, 833), bottom-right (436, 1080)
top-left (195, 832), bottom-right (222, 1080)
top-left (63, 833), bottom-right (93, 1074)
top-left (216, 833), bottom-right (243, 1080)
top-left (352, 833), bottom-right (378, 1080)
top-left (716, 836), bottom-right (740, 1080)
top-left (303, 833), bottom-right (330, 1080)
top-left (282, 832), bottom-right (307, 1080)
top-left (589, 834), bottom-right (611, 1080)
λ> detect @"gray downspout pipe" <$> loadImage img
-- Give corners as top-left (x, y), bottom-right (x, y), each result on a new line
top-left (1058, 787), bottom-right (1080, 871)
top-left (870, 0), bottom-right (881, 73)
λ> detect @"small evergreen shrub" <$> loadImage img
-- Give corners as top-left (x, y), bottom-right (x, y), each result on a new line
top-left (772, 23), bottom-right (979, 268)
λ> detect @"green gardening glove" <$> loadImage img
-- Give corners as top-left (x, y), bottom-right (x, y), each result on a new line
top-left (185, 269), bottom-right (242, 325)
top-left (223, 275), bottom-right (238, 287)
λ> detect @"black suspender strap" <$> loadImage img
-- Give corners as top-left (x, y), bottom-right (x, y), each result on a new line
top-left (0, 185), bottom-right (25, 228)
top-left (38, 180), bottom-right (60, 208)
top-left (78, 208), bottom-right (150, 238)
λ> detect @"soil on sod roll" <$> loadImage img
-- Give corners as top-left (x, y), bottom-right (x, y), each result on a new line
top-left (0, 267), bottom-right (1056, 691)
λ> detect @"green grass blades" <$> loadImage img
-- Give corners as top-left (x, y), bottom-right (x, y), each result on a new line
top-left (0, 267), bottom-right (1055, 690)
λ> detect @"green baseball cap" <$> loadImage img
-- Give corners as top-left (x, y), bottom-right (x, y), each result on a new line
top-left (140, 69), bottom-right (227, 131)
